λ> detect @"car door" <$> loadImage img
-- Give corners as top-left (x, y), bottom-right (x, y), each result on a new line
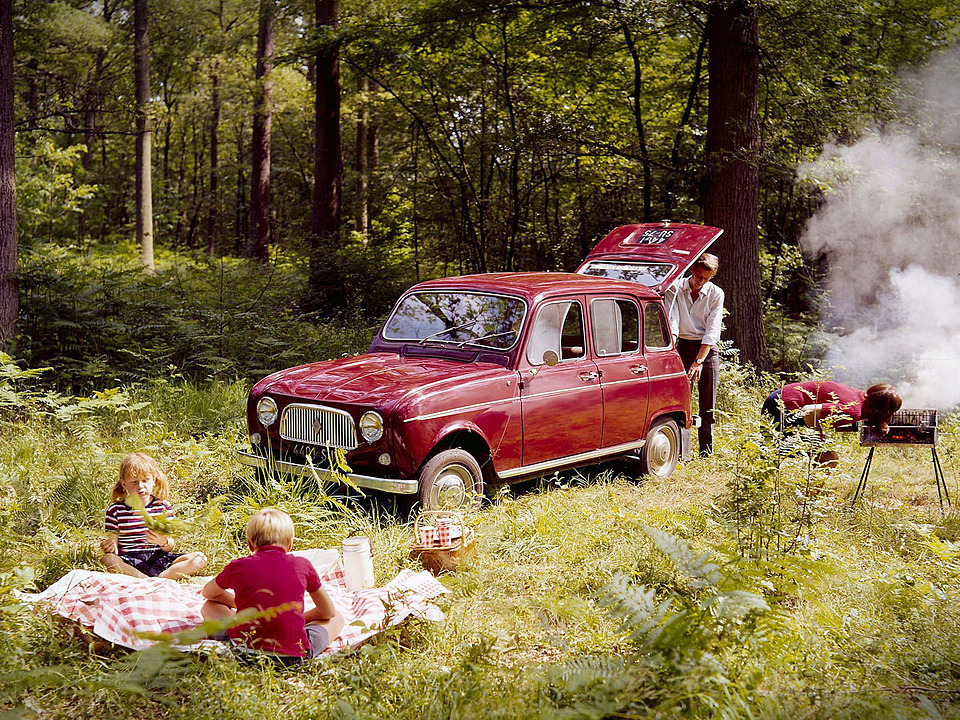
top-left (519, 298), bottom-right (603, 468)
top-left (641, 300), bottom-right (687, 417)
top-left (589, 296), bottom-right (650, 449)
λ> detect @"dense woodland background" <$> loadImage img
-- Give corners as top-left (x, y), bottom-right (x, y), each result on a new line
top-left (0, 0), bottom-right (957, 386)
top-left (3, 4), bottom-right (960, 718)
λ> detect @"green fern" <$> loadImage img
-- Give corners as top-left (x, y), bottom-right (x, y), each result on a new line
top-left (597, 574), bottom-right (685, 651)
top-left (641, 525), bottom-right (722, 590)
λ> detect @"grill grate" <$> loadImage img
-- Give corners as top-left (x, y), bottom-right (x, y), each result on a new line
top-left (279, 403), bottom-right (358, 450)
top-left (859, 408), bottom-right (938, 447)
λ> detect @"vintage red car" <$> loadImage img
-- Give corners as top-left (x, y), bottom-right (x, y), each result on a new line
top-left (239, 222), bottom-right (722, 510)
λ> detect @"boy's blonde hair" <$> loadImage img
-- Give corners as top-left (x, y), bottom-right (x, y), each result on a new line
top-left (112, 452), bottom-right (169, 503)
top-left (246, 508), bottom-right (295, 550)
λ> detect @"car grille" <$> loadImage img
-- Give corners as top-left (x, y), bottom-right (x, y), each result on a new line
top-left (279, 403), bottom-right (358, 449)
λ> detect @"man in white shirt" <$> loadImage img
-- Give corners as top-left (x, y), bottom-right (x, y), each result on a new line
top-left (664, 253), bottom-right (723, 456)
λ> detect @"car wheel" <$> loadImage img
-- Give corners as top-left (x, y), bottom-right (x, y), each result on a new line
top-left (639, 418), bottom-right (681, 478)
top-left (418, 449), bottom-right (484, 511)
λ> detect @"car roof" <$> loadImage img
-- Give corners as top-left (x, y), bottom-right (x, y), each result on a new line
top-left (408, 271), bottom-right (662, 302)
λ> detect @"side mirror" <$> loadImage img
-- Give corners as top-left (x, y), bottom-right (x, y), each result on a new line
top-left (529, 349), bottom-right (560, 377)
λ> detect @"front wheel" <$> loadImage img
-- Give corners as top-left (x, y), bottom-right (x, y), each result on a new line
top-left (639, 418), bottom-right (681, 478)
top-left (418, 449), bottom-right (484, 511)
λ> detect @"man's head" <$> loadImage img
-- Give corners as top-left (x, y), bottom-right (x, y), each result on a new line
top-left (246, 508), bottom-right (295, 551)
top-left (689, 253), bottom-right (719, 292)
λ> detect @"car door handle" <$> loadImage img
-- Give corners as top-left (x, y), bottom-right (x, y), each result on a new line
top-left (578, 371), bottom-right (599, 382)
top-left (630, 364), bottom-right (648, 375)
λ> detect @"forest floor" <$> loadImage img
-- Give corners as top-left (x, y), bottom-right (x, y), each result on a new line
top-left (2, 373), bottom-right (960, 719)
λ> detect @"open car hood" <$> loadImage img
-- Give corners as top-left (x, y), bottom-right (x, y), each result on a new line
top-left (576, 222), bottom-right (723, 294)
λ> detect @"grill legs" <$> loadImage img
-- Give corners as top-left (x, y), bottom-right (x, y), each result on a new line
top-left (933, 447), bottom-right (951, 513)
top-left (851, 446), bottom-right (951, 514)
top-left (851, 447), bottom-right (874, 508)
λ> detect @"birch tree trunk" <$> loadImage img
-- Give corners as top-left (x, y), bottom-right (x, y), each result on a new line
top-left (134, 0), bottom-right (154, 271)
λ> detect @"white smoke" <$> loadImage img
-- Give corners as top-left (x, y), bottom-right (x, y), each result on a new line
top-left (799, 49), bottom-right (960, 410)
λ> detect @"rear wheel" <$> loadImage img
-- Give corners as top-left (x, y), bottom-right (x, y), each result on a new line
top-left (418, 449), bottom-right (484, 511)
top-left (640, 418), bottom-right (681, 477)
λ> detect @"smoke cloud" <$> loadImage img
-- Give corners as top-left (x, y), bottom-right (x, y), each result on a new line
top-left (799, 49), bottom-right (960, 410)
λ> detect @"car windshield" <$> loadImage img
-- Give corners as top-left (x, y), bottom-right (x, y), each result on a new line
top-left (383, 291), bottom-right (526, 350)
top-left (579, 260), bottom-right (675, 287)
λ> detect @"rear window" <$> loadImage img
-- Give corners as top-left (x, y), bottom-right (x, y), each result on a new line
top-left (579, 260), bottom-right (675, 288)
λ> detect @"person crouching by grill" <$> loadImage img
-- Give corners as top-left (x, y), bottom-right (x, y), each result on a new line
top-left (761, 381), bottom-right (902, 467)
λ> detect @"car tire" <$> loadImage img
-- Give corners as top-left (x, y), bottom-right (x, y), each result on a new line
top-left (639, 417), bottom-right (681, 478)
top-left (418, 449), bottom-right (484, 511)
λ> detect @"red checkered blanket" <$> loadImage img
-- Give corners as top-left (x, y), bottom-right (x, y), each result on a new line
top-left (18, 554), bottom-right (448, 654)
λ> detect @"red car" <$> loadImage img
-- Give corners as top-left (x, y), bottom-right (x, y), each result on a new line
top-left (239, 223), bottom-right (722, 510)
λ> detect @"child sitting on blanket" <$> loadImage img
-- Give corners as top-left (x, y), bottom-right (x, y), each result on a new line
top-left (100, 452), bottom-right (208, 580)
top-left (201, 508), bottom-right (344, 663)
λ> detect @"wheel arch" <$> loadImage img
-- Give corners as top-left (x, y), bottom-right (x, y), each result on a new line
top-left (420, 426), bottom-right (494, 484)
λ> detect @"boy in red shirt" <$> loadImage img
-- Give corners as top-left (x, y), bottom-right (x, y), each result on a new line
top-left (201, 508), bottom-right (344, 663)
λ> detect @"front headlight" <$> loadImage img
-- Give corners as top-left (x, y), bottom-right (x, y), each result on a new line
top-left (359, 411), bottom-right (384, 443)
top-left (256, 396), bottom-right (279, 427)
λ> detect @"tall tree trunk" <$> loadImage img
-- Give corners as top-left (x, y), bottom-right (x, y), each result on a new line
top-left (207, 64), bottom-right (220, 254)
top-left (622, 21), bottom-right (652, 223)
top-left (354, 75), bottom-right (369, 236)
top-left (235, 119), bottom-right (246, 253)
top-left (703, 0), bottom-right (771, 370)
top-left (308, 0), bottom-right (343, 304)
top-left (134, 0), bottom-right (154, 271)
top-left (0, 0), bottom-right (18, 343)
top-left (249, 0), bottom-right (275, 261)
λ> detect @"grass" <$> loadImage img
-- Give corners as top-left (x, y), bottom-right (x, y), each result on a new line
top-left (2, 361), bottom-right (960, 719)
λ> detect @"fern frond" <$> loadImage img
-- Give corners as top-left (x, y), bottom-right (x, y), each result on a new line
top-left (597, 574), bottom-right (684, 651)
top-left (642, 525), bottom-right (723, 589)
top-left (700, 590), bottom-right (769, 623)
top-left (548, 653), bottom-right (626, 693)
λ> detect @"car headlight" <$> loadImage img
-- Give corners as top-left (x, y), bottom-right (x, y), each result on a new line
top-left (256, 396), bottom-right (279, 427)
top-left (359, 411), bottom-right (384, 443)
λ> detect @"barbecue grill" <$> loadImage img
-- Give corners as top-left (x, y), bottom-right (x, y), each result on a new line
top-left (852, 408), bottom-right (950, 512)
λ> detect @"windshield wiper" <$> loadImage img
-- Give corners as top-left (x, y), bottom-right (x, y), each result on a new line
top-left (418, 319), bottom-right (477, 346)
top-left (456, 330), bottom-right (517, 349)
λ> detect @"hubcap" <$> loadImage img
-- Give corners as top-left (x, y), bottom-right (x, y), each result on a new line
top-left (430, 464), bottom-right (470, 509)
top-left (648, 425), bottom-right (679, 475)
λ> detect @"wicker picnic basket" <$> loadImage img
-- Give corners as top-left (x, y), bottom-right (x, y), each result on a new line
top-left (409, 511), bottom-right (477, 575)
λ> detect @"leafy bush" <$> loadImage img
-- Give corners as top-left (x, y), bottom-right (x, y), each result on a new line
top-left (17, 244), bottom-right (381, 391)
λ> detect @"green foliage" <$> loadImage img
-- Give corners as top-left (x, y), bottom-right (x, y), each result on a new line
top-left (17, 245), bottom-right (379, 390)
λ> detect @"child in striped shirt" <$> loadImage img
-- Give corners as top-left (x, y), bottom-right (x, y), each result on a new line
top-left (100, 452), bottom-right (207, 579)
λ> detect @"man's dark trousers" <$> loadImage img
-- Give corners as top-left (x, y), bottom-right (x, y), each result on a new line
top-left (676, 338), bottom-right (719, 455)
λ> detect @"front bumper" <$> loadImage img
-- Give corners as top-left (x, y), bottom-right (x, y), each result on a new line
top-left (237, 448), bottom-right (419, 495)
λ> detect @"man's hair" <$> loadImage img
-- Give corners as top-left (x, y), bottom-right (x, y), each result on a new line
top-left (246, 508), bottom-right (295, 550)
top-left (113, 452), bottom-right (169, 502)
top-left (694, 253), bottom-right (719, 272)
top-left (861, 383), bottom-right (902, 434)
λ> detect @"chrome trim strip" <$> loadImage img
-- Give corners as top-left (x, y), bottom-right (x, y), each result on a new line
top-left (648, 371), bottom-right (687, 380)
top-left (405, 396), bottom-right (520, 423)
top-left (498, 438), bottom-right (646, 479)
top-left (237, 449), bottom-right (419, 494)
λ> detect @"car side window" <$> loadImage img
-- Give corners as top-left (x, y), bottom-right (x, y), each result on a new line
top-left (526, 301), bottom-right (585, 364)
top-left (591, 298), bottom-right (640, 356)
top-left (644, 302), bottom-right (671, 350)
